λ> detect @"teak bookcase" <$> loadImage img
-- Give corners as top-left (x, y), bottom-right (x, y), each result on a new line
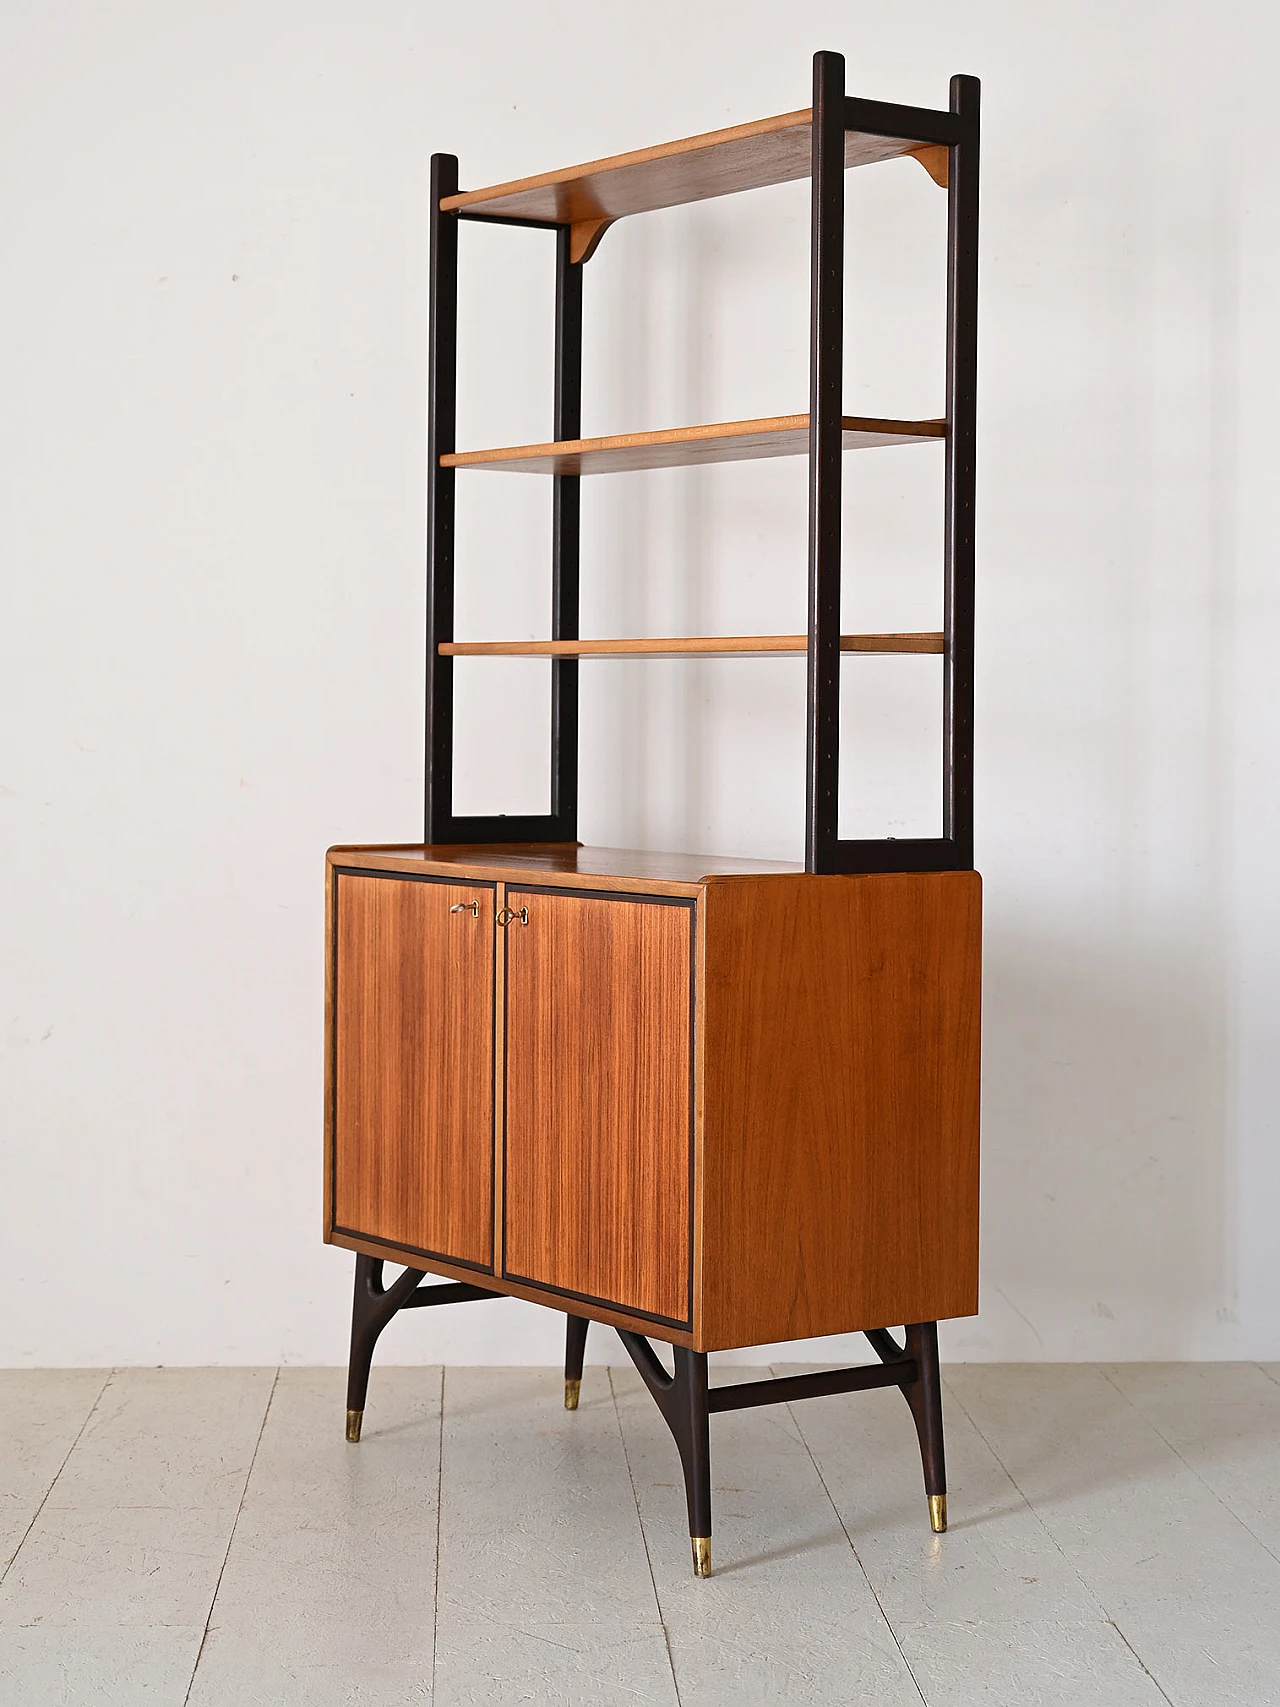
top-left (324, 50), bottom-right (981, 1579)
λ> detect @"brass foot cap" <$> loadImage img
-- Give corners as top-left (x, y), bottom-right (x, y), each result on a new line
top-left (692, 1536), bottom-right (712, 1578)
top-left (346, 1409), bottom-right (363, 1444)
top-left (564, 1378), bottom-right (581, 1412)
top-left (928, 1493), bottom-right (948, 1534)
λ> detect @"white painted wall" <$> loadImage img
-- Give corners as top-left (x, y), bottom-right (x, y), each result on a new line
top-left (3, 1), bottom-right (1277, 1366)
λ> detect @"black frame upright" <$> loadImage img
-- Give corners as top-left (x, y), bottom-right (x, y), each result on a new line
top-left (806, 51), bottom-right (979, 873)
top-left (425, 53), bottom-right (979, 876)
top-left (425, 168), bottom-right (581, 844)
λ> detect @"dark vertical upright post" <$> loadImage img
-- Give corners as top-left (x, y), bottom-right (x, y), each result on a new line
top-left (426, 153), bottom-right (460, 844)
top-left (806, 51), bottom-right (846, 875)
top-left (551, 227), bottom-right (582, 837)
top-left (943, 78), bottom-right (979, 867)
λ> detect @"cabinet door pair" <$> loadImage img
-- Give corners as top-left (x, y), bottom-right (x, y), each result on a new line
top-left (329, 871), bottom-right (694, 1327)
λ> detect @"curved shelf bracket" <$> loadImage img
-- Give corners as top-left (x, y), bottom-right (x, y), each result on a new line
top-left (909, 143), bottom-right (949, 188)
top-left (570, 216), bottom-right (613, 264)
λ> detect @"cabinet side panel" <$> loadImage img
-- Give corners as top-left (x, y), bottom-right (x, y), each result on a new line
top-left (699, 871), bottom-right (981, 1350)
top-left (323, 858), bottom-right (336, 1239)
top-left (331, 871), bottom-right (494, 1270)
top-left (503, 889), bottom-right (693, 1327)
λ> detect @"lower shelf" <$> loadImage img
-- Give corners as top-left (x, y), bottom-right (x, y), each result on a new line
top-left (440, 632), bottom-right (945, 660)
top-left (441, 412), bottom-right (945, 476)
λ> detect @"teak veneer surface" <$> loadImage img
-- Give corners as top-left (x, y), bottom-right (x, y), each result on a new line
top-left (327, 843), bottom-right (802, 890)
top-left (697, 871), bottom-right (982, 1349)
top-left (441, 634), bottom-right (944, 660)
top-left (330, 871), bottom-right (494, 1269)
top-left (442, 414), bottom-right (943, 476)
top-left (440, 108), bottom-right (939, 229)
top-left (502, 888), bottom-right (694, 1326)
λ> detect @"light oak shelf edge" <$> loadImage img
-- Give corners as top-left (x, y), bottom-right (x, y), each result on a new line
top-left (441, 634), bottom-right (945, 659)
top-left (443, 414), bottom-right (945, 476)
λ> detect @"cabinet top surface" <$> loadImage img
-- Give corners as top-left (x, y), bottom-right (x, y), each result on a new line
top-left (328, 843), bottom-right (804, 888)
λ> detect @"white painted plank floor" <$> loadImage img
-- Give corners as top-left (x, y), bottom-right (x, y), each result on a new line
top-left (1, 1363), bottom-right (1278, 1705)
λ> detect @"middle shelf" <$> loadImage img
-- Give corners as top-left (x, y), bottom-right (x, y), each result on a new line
top-left (441, 633), bottom-right (944, 660)
top-left (442, 413), bottom-right (944, 476)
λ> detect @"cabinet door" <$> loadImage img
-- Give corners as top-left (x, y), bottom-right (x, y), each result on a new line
top-left (502, 887), bottom-right (694, 1326)
top-left (330, 870), bottom-right (494, 1269)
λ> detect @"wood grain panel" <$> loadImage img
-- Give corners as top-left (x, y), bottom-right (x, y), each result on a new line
top-left (697, 871), bottom-right (981, 1350)
top-left (440, 109), bottom-right (936, 227)
top-left (491, 881), bottom-right (508, 1273)
top-left (331, 871), bottom-right (494, 1268)
top-left (441, 633), bottom-right (944, 659)
top-left (442, 414), bottom-right (943, 476)
top-left (327, 844), bottom-right (803, 888)
top-left (503, 888), bottom-right (693, 1325)
top-left (322, 858), bottom-right (337, 1240)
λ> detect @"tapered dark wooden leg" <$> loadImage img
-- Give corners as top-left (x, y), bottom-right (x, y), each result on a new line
top-left (563, 1314), bottom-right (589, 1410)
top-left (903, 1321), bottom-right (947, 1531)
top-left (345, 1254), bottom-right (426, 1442)
top-left (616, 1332), bottom-right (712, 1576)
top-left (674, 1348), bottom-right (712, 1576)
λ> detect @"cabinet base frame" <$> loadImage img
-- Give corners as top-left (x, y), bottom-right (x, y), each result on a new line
top-left (343, 1255), bottom-right (949, 1573)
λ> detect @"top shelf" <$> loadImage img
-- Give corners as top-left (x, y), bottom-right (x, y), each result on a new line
top-left (440, 102), bottom-right (957, 260)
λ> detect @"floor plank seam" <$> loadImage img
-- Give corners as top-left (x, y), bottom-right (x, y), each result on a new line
top-left (1106, 1617), bottom-right (1180, 1706)
top-left (940, 1376), bottom-right (1179, 1707)
top-left (609, 1365), bottom-right (684, 1707)
top-left (430, 1364), bottom-right (445, 1707)
top-left (182, 1365), bottom-right (279, 1706)
top-left (1098, 1365), bottom-right (1280, 1570)
top-left (771, 1365), bottom-right (929, 1707)
top-left (0, 1367), bottom-right (112, 1591)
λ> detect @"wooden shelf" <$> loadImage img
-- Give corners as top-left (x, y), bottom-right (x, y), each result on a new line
top-left (441, 108), bottom-right (948, 261)
top-left (443, 414), bottom-right (944, 477)
top-left (441, 634), bottom-right (944, 661)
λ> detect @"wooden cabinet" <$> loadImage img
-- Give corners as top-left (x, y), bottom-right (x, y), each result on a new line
top-left (325, 847), bottom-right (980, 1353)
